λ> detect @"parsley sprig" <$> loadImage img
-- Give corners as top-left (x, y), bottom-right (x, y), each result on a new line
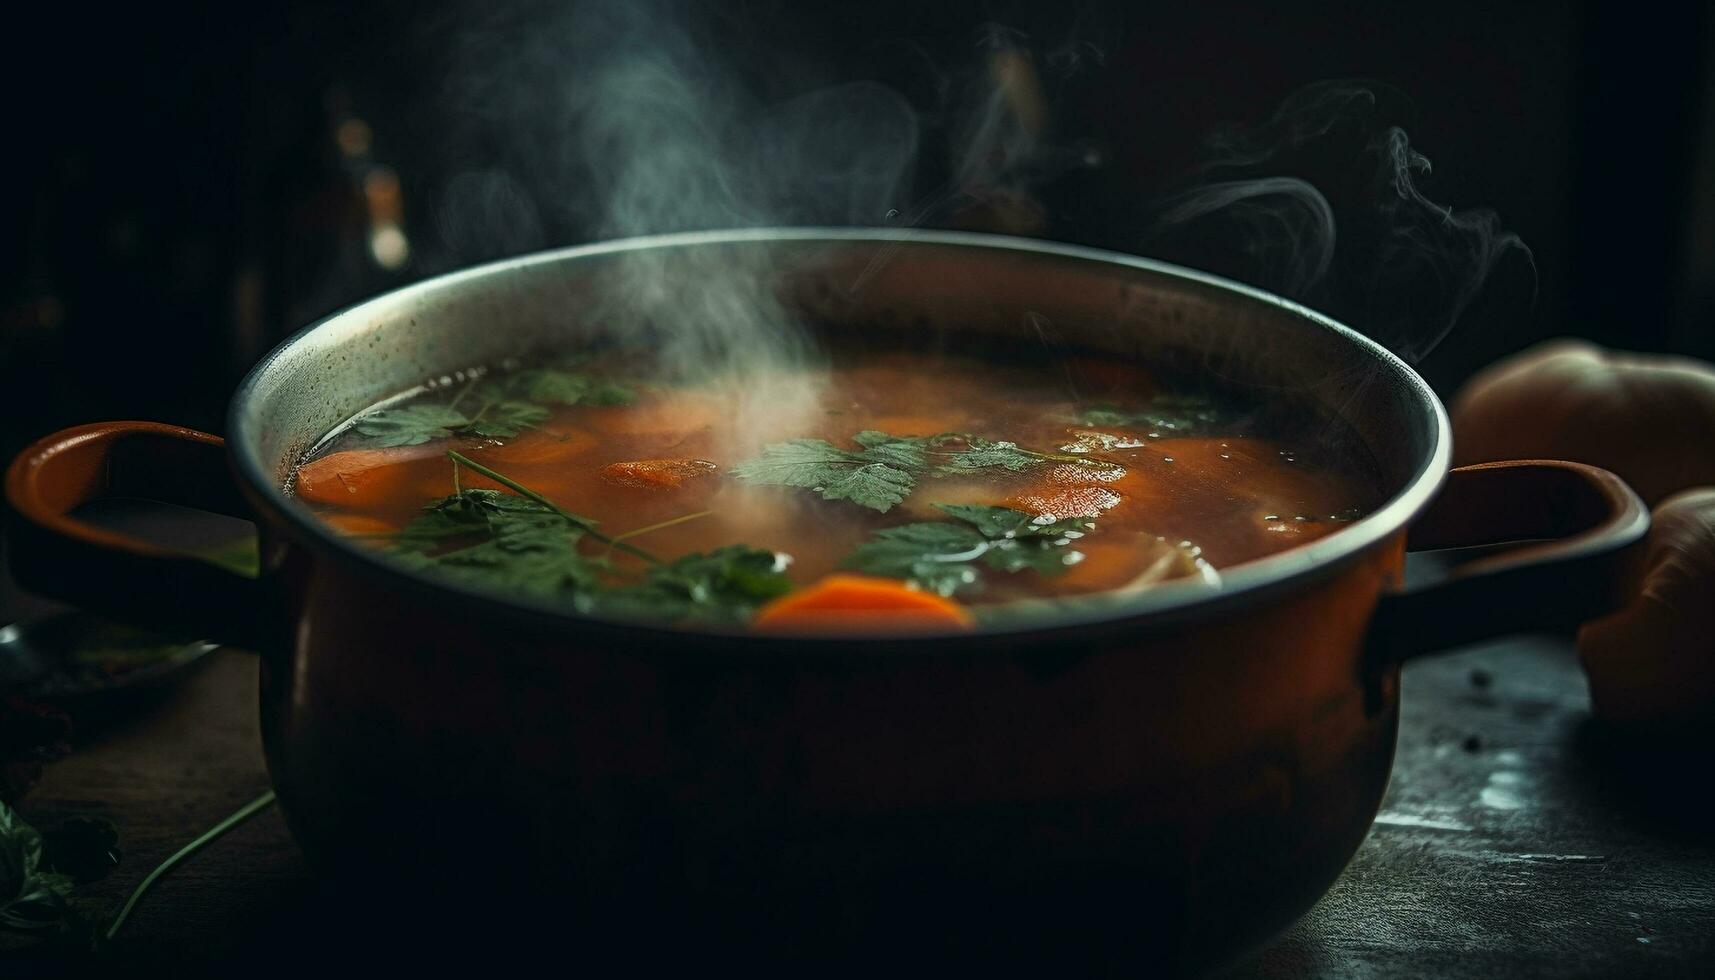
top-left (843, 504), bottom-right (1092, 596)
top-left (384, 452), bottom-right (789, 625)
top-left (0, 800), bottom-right (75, 933)
top-left (731, 431), bottom-right (1094, 513)
top-left (352, 365), bottom-right (635, 448)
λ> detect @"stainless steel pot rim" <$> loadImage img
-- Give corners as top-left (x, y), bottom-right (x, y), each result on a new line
top-left (227, 227), bottom-right (1451, 644)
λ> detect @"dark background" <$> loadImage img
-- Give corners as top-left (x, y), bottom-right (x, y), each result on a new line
top-left (3, 0), bottom-right (1712, 464)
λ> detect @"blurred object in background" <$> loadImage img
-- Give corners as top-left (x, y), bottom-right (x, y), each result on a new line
top-left (1452, 340), bottom-right (1715, 506)
top-left (1580, 488), bottom-right (1715, 736)
top-left (1452, 341), bottom-right (1715, 734)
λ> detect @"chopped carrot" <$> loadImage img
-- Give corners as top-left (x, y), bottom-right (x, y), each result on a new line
top-left (411, 431), bottom-right (599, 498)
top-left (295, 446), bottom-right (447, 507)
top-left (600, 458), bottom-right (721, 490)
top-left (752, 574), bottom-right (975, 633)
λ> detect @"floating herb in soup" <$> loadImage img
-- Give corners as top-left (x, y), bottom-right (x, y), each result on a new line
top-left (287, 350), bottom-right (1376, 630)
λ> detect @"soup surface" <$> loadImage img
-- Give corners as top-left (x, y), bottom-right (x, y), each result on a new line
top-left (288, 349), bottom-right (1377, 630)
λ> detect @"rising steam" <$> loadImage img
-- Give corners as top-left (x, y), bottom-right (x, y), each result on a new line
top-left (430, 8), bottom-right (1511, 372)
top-left (434, 0), bottom-right (931, 453)
top-left (1145, 81), bottom-right (1533, 362)
top-left (429, 1), bottom-right (1104, 453)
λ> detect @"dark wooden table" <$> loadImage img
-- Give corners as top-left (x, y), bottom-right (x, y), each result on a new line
top-left (6, 634), bottom-right (1713, 974)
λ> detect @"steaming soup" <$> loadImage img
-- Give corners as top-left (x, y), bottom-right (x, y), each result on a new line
top-left (288, 349), bottom-right (1377, 630)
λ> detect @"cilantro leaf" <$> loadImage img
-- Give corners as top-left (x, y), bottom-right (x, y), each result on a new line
top-left (353, 404), bottom-right (471, 447)
top-left (592, 546), bottom-right (792, 624)
top-left (351, 398), bottom-right (551, 446)
top-left (393, 489), bottom-right (593, 553)
top-left (843, 504), bottom-right (1092, 596)
top-left (1, 800), bottom-right (76, 932)
top-left (462, 401), bottom-right (550, 438)
top-left (852, 430), bottom-right (931, 470)
top-left (735, 431), bottom-right (1076, 512)
top-left (482, 367), bottom-right (634, 408)
top-left (934, 504), bottom-right (1060, 539)
top-left (731, 436), bottom-right (923, 513)
top-left (389, 491), bottom-right (604, 598)
top-left (428, 535), bottom-right (608, 597)
top-left (376, 461), bottom-right (788, 624)
top-left (584, 381), bottom-right (636, 406)
top-left (729, 439), bottom-right (861, 487)
top-left (1076, 394), bottom-right (1221, 434)
top-left (355, 364), bottom-right (637, 450)
top-left (937, 437), bottom-right (1040, 474)
top-left (818, 462), bottom-right (917, 512)
top-left (840, 521), bottom-right (990, 596)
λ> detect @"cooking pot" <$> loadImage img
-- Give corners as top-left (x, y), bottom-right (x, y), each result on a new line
top-left (4, 230), bottom-right (1646, 972)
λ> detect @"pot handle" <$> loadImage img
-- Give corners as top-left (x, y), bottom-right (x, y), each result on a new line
top-left (4, 422), bottom-right (269, 649)
top-left (1367, 459), bottom-right (1649, 665)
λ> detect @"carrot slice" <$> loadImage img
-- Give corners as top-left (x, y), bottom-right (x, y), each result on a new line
top-left (752, 574), bottom-right (975, 633)
top-left (295, 446), bottom-right (447, 507)
top-left (600, 458), bottom-right (720, 490)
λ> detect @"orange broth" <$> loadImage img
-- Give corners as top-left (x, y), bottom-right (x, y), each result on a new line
top-left (289, 350), bottom-right (1378, 623)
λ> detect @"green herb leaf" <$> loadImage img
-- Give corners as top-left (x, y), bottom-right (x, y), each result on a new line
top-left (592, 546), bottom-right (792, 624)
top-left (393, 489), bottom-right (588, 553)
top-left (482, 367), bottom-right (634, 408)
top-left (851, 430), bottom-right (931, 470)
top-left (843, 504), bottom-right (1092, 596)
top-left (0, 800), bottom-right (76, 933)
top-left (584, 381), bottom-right (635, 406)
top-left (1076, 394), bottom-right (1220, 434)
top-left (731, 436), bottom-right (922, 513)
top-left (429, 535), bottom-right (609, 597)
top-left (840, 521), bottom-right (990, 596)
top-left (938, 437), bottom-right (1041, 474)
top-left (729, 439), bottom-right (861, 487)
top-left (390, 491), bottom-right (606, 597)
top-left (735, 431), bottom-right (1081, 512)
top-left (356, 365), bottom-right (636, 449)
top-left (462, 401), bottom-right (550, 438)
top-left (819, 462), bottom-right (917, 512)
top-left (378, 459), bottom-right (795, 624)
top-left (352, 404), bottom-right (471, 447)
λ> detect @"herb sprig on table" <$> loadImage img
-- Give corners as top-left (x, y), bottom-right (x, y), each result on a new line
top-left (842, 504), bottom-right (1092, 596)
top-left (0, 800), bottom-right (75, 933)
top-left (352, 364), bottom-right (635, 447)
top-left (384, 452), bottom-right (790, 624)
top-left (731, 431), bottom-right (1099, 513)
